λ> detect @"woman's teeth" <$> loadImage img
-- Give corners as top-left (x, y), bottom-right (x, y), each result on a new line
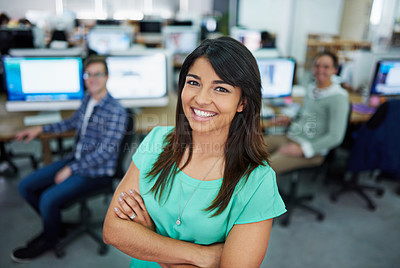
top-left (193, 108), bottom-right (216, 118)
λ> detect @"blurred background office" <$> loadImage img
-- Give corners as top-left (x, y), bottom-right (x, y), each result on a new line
top-left (1, 0), bottom-right (400, 267)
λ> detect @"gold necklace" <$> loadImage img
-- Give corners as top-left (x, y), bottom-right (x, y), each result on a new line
top-left (176, 155), bottom-right (222, 226)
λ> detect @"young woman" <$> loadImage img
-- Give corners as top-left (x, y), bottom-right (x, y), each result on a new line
top-left (103, 36), bottom-right (286, 267)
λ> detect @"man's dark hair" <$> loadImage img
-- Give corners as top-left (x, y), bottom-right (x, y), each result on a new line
top-left (83, 55), bottom-right (109, 74)
top-left (316, 51), bottom-right (339, 69)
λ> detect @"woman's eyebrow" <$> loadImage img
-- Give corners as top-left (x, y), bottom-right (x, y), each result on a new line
top-left (187, 73), bottom-right (200, 79)
top-left (187, 73), bottom-right (231, 86)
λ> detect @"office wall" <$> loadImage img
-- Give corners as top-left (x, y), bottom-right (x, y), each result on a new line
top-left (238, 0), bottom-right (293, 58)
top-left (239, 0), bottom-right (345, 66)
top-left (0, 0), bottom-right (213, 20)
top-left (340, 0), bottom-right (373, 40)
top-left (0, 0), bottom-right (56, 19)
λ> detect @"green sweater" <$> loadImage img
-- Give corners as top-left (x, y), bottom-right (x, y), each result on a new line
top-left (288, 83), bottom-right (350, 158)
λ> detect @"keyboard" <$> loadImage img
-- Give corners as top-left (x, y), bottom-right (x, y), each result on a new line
top-left (352, 103), bottom-right (377, 114)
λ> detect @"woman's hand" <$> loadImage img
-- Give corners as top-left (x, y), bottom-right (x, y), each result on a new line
top-left (114, 189), bottom-right (155, 231)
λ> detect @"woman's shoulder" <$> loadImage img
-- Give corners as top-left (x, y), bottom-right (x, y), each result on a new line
top-left (136, 126), bottom-right (174, 153)
top-left (236, 162), bottom-right (276, 195)
top-left (230, 162), bottom-right (284, 220)
top-left (148, 126), bottom-right (175, 139)
top-left (132, 126), bottom-right (174, 169)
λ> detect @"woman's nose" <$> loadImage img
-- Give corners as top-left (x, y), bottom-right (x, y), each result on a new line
top-left (194, 88), bottom-right (212, 105)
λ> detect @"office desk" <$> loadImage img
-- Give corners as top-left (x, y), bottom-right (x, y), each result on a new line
top-left (135, 93), bottom-right (177, 133)
top-left (0, 93), bottom-right (177, 165)
top-left (348, 93), bottom-right (374, 124)
top-left (262, 92), bottom-right (373, 127)
top-left (0, 103), bottom-right (76, 165)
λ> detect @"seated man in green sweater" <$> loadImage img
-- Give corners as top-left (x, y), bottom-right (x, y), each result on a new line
top-left (265, 51), bottom-right (350, 174)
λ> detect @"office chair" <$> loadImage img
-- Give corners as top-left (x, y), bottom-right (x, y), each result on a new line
top-left (279, 164), bottom-right (326, 227)
top-left (54, 108), bottom-right (135, 258)
top-left (330, 172), bottom-right (384, 210)
top-left (0, 140), bottom-right (38, 176)
top-left (279, 101), bottom-right (352, 226)
top-left (329, 100), bottom-right (400, 210)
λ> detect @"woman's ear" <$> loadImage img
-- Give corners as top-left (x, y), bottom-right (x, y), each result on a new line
top-left (237, 97), bottom-right (246, 113)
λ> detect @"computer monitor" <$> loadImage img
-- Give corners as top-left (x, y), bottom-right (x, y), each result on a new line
top-left (9, 47), bottom-right (84, 57)
top-left (163, 26), bottom-right (199, 54)
top-left (86, 25), bottom-right (134, 55)
top-left (162, 26), bottom-right (199, 66)
top-left (230, 27), bottom-right (261, 52)
top-left (370, 59), bottom-right (400, 96)
top-left (351, 50), bottom-right (399, 92)
top-left (169, 20), bottom-right (193, 26)
top-left (256, 57), bottom-right (296, 98)
top-left (105, 49), bottom-right (170, 107)
top-left (200, 17), bottom-right (219, 40)
top-left (139, 21), bottom-right (162, 33)
top-left (3, 56), bottom-right (84, 112)
top-left (0, 28), bottom-right (35, 54)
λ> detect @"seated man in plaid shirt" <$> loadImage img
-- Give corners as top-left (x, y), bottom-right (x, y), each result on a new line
top-left (11, 55), bottom-right (128, 263)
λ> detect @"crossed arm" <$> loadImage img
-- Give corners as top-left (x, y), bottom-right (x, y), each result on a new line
top-left (103, 162), bottom-right (273, 267)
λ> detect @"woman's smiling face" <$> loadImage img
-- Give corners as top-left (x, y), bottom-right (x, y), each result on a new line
top-left (181, 57), bottom-right (244, 137)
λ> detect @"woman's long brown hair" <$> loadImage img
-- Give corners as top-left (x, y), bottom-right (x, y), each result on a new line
top-left (146, 36), bottom-right (270, 216)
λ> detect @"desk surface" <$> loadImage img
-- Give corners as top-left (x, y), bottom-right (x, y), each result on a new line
top-left (0, 93), bottom-right (177, 164)
top-left (0, 93), bottom-right (177, 137)
top-left (261, 92), bottom-right (373, 126)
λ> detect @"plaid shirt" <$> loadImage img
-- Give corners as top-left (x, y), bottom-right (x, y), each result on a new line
top-left (43, 93), bottom-right (127, 177)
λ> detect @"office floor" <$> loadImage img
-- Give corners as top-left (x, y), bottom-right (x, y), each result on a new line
top-left (1, 140), bottom-right (400, 268)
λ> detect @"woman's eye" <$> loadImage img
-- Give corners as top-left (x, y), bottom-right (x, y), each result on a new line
top-left (216, 87), bottom-right (229, 93)
top-left (187, 80), bottom-right (199, 86)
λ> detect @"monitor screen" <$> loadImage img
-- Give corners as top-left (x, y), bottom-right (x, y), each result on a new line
top-left (163, 26), bottom-right (199, 54)
top-left (230, 27), bottom-right (261, 52)
top-left (169, 20), bottom-right (193, 26)
top-left (139, 21), bottom-right (162, 33)
top-left (370, 59), bottom-right (400, 96)
top-left (87, 26), bottom-right (133, 55)
top-left (256, 57), bottom-right (295, 98)
top-left (105, 50), bottom-right (169, 107)
top-left (0, 28), bottom-right (35, 54)
top-left (3, 56), bottom-right (84, 111)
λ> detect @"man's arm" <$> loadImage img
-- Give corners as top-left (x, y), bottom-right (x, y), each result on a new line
top-left (14, 126), bottom-right (43, 143)
top-left (42, 105), bottom-right (83, 133)
top-left (68, 111), bottom-right (126, 173)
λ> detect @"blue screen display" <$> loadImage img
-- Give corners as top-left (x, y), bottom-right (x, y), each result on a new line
top-left (2, 56), bottom-right (85, 102)
top-left (256, 58), bottom-right (295, 98)
top-left (370, 59), bottom-right (400, 96)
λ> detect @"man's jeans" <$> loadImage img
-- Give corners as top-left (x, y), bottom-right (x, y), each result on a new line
top-left (18, 159), bottom-right (113, 244)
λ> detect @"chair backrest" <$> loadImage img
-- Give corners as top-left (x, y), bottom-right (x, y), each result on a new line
top-left (113, 108), bottom-right (135, 179)
top-left (324, 101), bottom-right (352, 175)
top-left (339, 101), bottom-right (353, 150)
top-left (347, 99), bottom-right (400, 175)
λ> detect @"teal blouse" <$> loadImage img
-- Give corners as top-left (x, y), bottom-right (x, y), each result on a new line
top-left (130, 126), bottom-right (286, 267)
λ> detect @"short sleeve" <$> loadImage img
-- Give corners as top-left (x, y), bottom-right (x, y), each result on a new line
top-left (132, 126), bottom-right (173, 171)
top-left (234, 167), bottom-right (286, 225)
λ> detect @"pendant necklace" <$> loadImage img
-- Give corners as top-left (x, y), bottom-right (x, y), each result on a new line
top-left (176, 155), bottom-right (222, 226)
